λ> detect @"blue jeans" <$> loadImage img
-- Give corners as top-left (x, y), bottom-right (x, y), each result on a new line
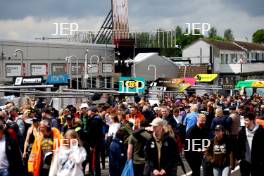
top-left (213, 166), bottom-right (230, 176)
top-left (0, 169), bottom-right (9, 176)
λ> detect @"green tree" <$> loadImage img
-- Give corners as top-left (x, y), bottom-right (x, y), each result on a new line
top-left (207, 27), bottom-right (224, 41)
top-left (252, 29), bottom-right (264, 43)
top-left (224, 29), bottom-right (234, 41)
top-left (208, 27), bottom-right (217, 38)
top-left (175, 25), bottom-right (182, 36)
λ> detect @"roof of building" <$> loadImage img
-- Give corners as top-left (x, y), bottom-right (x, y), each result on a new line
top-left (133, 53), bottom-right (177, 66)
top-left (202, 39), bottom-right (244, 51)
top-left (134, 53), bottom-right (157, 64)
top-left (234, 41), bottom-right (264, 51)
top-left (0, 39), bottom-right (115, 48)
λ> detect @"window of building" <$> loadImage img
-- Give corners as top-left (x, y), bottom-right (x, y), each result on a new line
top-left (256, 53), bottom-right (259, 61)
top-left (87, 77), bottom-right (97, 88)
top-left (230, 54), bottom-right (237, 63)
top-left (251, 53), bottom-right (255, 61)
top-left (225, 54), bottom-right (229, 64)
top-left (106, 77), bottom-right (112, 88)
top-left (221, 54), bottom-right (225, 64)
top-left (99, 77), bottom-right (112, 88)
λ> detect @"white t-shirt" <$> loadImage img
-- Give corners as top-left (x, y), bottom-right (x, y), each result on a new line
top-left (174, 115), bottom-right (183, 124)
top-left (107, 123), bottom-right (121, 139)
top-left (49, 146), bottom-right (87, 176)
top-left (0, 136), bottom-right (9, 170)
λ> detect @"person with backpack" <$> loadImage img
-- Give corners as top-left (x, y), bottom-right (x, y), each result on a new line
top-left (109, 129), bottom-right (127, 176)
top-left (9, 106), bottom-right (25, 138)
top-left (210, 108), bottom-right (232, 138)
top-left (127, 121), bottom-right (152, 176)
top-left (0, 118), bottom-right (25, 176)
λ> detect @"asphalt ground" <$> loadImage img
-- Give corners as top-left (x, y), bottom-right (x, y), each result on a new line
top-left (99, 156), bottom-right (241, 176)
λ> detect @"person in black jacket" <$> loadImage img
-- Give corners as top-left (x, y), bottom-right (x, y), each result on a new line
top-left (160, 106), bottom-right (178, 133)
top-left (145, 118), bottom-right (181, 176)
top-left (237, 112), bottom-right (264, 176)
top-left (109, 129), bottom-right (127, 176)
top-left (87, 106), bottom-right (104, 176)
top-left (185, 114), bottom-right (209, 176)
top-left (0, 120), bottom-right (25, 176)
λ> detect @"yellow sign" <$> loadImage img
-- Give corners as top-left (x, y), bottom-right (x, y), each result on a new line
top-left (252, 81), bottom-right (264, 87)
top-left (177, 83), bottom-right (191, 92)
top-left (194, 74), bottom-right (218, 82)
top-left (125, 80), bottom-right (141, 89)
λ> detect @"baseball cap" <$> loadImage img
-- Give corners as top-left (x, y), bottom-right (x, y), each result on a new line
top-left (150, 118), bottom-right (165, 127)
top-left (89, 106), bottom-right (97, 113)
top-left (229, 106), bottom-right (236, 110)
top-left (65, 114), bottom-right (73, 120)
top-left (215, 125), bottom-right (224, 131)
top-left (154, 107), bottom-right (160, 111)
top-left (80, 103), bottom-right (89, 109)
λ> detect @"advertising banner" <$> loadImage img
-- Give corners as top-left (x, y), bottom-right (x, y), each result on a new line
top-left (119, 77), bottom-right (145, 93)
top-left (31, 64), bottom-right (48, 76)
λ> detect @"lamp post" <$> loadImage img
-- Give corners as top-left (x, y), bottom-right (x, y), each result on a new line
top-left (68, 55), bottom-right (80, 90)
top-left (148, 64), bottom-right (157, 80)
top-left (89, 55), bottom-right (100, 88)
top-left (14, 49), bottom-right (24, 76)
top-left (65, 57), bottom-right (72, 88)
top-left (183, 65), bottom-right (187, 78)
top-left (84, 49), bottom-right (89, 88)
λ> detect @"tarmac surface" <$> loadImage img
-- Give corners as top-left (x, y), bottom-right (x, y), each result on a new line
top-left (98, 156), bottom-right (240, 176)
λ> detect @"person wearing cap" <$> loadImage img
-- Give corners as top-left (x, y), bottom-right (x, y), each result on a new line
top-left (205, 125), bottom-right (235, 176)
top-left (79, 103), bottom-right (89, 134)
top-left (145, 118), bottom-right (181, 176)
top-left (78, 103), bottom-right (90, 174)
top-left (23, 115), bottom-right (40, 175)
top-left (153, 107), bottom-right (161, 118)
top-left (237, 112), bottom-right (264, 176)
top-left (185, 114), bottom-right (209, 176)
top-left (62, 114), bottom-right (74, 135)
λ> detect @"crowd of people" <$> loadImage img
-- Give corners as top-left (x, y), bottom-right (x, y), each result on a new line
top-left (1, 93), bottom-right (264, 176)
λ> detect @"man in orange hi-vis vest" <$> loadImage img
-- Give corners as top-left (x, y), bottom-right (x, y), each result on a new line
top-left (28, 119), bottom-right (61, 176)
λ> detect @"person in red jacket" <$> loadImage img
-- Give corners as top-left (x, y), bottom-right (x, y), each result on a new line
top-left (126, 105), bottom-right (144, 131)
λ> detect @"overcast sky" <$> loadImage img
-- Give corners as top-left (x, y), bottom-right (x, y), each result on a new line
top-left (0, 0), bottom-right (263, 41)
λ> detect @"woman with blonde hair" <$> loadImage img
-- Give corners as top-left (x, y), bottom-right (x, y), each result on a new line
top-left (210, 108), bottom-right (232, 138)
top-left (49, 129), bottom-right (87, 176)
